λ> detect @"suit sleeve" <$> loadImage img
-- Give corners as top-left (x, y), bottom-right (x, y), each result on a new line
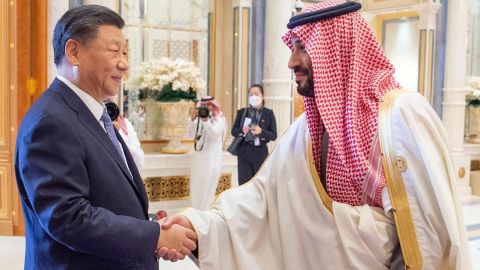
top-left (17, 114), bottom-right (159, 264)
top-left (231, 109), bottom-right (244, 137)
top-left (259, 110), bottom-right (277, 142)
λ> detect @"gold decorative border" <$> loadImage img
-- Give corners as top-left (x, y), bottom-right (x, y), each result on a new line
top-left (143, 173), bottom-right (232, 201)
top-left (307, 139), bottom-right (333, 214)
top-left (378, 89), bottom-right (423, 269)
top-left (418, 29), bottom-right (426, 96)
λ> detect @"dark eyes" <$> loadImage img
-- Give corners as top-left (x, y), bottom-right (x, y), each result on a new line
top-left (110, 49), bottom-right (128, 56)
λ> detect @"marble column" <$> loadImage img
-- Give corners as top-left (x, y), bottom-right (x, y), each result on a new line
top-left (413, 1), bottom-right (441, 103)
top-left (47, 0), bottom-right (70, 83)
top-left (232, 0), bottom-right (253, 109)
top-left (263, 0), bottom-right (294, 137)
top-left (442, 0), bottom-right (472, 200)
top-left (251, 0), bottom-right (265, 85)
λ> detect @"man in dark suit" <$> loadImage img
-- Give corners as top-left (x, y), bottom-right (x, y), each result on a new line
top-left (14, 5), bottom-right (196, 269)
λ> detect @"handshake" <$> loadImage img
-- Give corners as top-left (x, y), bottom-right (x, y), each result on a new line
top-left (155, 211), bottom-right (198, 262)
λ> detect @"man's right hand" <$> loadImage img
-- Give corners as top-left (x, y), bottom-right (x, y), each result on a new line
top-left (157, 214), bottom-right (197, 261)
top-left (156, 218), bottom-right (197, 261)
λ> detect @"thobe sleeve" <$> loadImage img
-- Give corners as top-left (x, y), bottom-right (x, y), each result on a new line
top-left (379, 91), bottom-right (471, 270)
top-left (204, 117), bottom-right (227, 142)
top-left (182, 174), bottom-right (283, 270)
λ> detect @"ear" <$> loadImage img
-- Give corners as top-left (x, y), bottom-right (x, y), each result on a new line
top-left (64, 39), bottom-right (81, 66)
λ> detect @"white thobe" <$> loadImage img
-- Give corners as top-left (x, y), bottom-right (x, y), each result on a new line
top-left (182, 91), bottom-right (471, 270)
top-left (188, 117), bottom-right (227, 210)
top-left (118, 117), bottom-right (145, 170)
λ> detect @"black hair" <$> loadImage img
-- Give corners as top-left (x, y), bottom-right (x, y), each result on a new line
top-left (249, 84), bottom-right (265, 106)
top-left (53, 5), bottom-right (125, 66)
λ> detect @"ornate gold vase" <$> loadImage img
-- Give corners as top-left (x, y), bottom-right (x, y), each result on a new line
top-left (144, 99), bottom-right (193, 153)
top-left (465, 105), bottom-right (480, 143)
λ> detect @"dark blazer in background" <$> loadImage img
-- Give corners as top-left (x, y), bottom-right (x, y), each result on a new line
top-left (15, 79), bottom-right (159, 270)
top-left (231, 107), bottom-right (277, 185)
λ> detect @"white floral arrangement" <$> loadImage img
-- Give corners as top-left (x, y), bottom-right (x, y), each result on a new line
top-left (126, 58), bottom-right (206, 102)
top-left (467, 76), bottom-right (480, 107)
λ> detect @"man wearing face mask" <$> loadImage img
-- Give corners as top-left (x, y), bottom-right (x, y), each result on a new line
top-left (231, 84), bottom-right (277, 185)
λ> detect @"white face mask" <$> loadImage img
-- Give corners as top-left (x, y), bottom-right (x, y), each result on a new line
top-left (249, 95), bottom-right (261, 108)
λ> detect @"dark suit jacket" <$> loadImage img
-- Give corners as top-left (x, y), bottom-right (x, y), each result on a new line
top-left (230, 107), bottom-right (277, 161)
top-left (14, 79), bottom-right (159, 270)
top-left (231, 107), bottom-right (277, 145)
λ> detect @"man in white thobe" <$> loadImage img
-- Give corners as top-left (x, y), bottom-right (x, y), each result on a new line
top-left (160, 1), bottom-right (471, 269)
top-left (187, 96), bottom-right (227, 210)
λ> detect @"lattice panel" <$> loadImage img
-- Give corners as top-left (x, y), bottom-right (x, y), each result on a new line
top-left (144, 173), bottom-right (232, 201)
top-left (170, 40), bottom-right (192, 61)
top-left (151, 39), bottom-right (169, 59)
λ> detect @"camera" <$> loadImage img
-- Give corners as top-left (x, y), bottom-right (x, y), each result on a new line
top-left (294, 0), bottom-right (304, 13)
top-left (103, 100), bottom-right (120, 121)
top-left (197, 105), bottom-right (210, 119)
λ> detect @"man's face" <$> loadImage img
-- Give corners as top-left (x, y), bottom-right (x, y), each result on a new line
top-left (77, 25), bottom-right (128, 99)
top-left (288, 36), bottom-right (314, 97)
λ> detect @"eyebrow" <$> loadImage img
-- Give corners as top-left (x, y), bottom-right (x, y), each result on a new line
top-left (107, 39), bottom-right (127, 47)
top-left (292, 38), bottom-right (304, 47)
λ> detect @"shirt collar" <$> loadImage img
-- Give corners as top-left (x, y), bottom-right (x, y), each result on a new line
top-left (56, 74), bottom-right (104, 121)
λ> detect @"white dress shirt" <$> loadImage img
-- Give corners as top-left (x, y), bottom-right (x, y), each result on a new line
top-left (56, 75), bottom-right (131, 172)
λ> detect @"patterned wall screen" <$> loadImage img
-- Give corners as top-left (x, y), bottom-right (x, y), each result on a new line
top-left (120, 0), bottom-right (211, 140)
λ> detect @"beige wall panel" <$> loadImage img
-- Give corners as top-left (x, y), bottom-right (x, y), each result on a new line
top-left (0, 165), bottom-right (13, 237)
top-left (215, 0), bottom-right (234, 133)
top-left (363, 0), bottom-right (419, 11)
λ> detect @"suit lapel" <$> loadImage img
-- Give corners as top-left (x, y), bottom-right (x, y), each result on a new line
top-left (51, 79), bottom-right (146, 210)
top-left (259, 108), bottom-right (267, 128)
top-left (116, 129), bottom-right (149, 217)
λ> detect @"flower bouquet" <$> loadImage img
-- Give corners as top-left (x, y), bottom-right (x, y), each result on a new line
top-left (126, 58), bottom-right (206, 152)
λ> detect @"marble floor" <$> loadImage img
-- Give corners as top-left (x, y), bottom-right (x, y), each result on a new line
top-left (0, 235), bottom-right (199, 270)
top-left (1, 235), bottom-right (479, 269)
top-left (2, 197), bottom-right (480, 269)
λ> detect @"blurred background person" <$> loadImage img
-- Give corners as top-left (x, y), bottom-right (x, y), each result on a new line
top-left (187, 96), bottom-right (226, 210)
top-left (106, 95), bottom-right (145, 170)
top-left (231, 84), bottom-right (277, 185)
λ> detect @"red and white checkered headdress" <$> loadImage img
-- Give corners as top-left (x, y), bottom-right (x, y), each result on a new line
top-left (283, 0), bottom-right (401, 206)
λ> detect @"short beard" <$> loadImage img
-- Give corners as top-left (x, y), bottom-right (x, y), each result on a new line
top-left (297, 77), bottom-right (314, 97)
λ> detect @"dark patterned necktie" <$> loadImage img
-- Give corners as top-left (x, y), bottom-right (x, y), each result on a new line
top-left (100, 108), bottom-right (131, 176)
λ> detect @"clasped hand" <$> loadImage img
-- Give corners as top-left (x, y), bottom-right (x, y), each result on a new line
top-left (242, 125), bottom-right (262, 135)
top-left (156, 214), bottom-right (198, 262)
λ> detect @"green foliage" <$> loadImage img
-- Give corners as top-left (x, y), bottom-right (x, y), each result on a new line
top-left (467, 96), bottom-right (480, 107)
top-left (138, 83), bottom-right (197, 102)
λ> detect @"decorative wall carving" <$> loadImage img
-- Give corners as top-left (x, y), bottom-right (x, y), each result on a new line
top-left (144, 173), bottom-right (232, 201)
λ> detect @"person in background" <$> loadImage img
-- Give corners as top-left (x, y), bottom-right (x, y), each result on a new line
top-left (187, 96), bottom-right (226, 210)
top-left (231, 84), bottom-right (277, 185)
top-left (107, 95), bottom-right (145, 170)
